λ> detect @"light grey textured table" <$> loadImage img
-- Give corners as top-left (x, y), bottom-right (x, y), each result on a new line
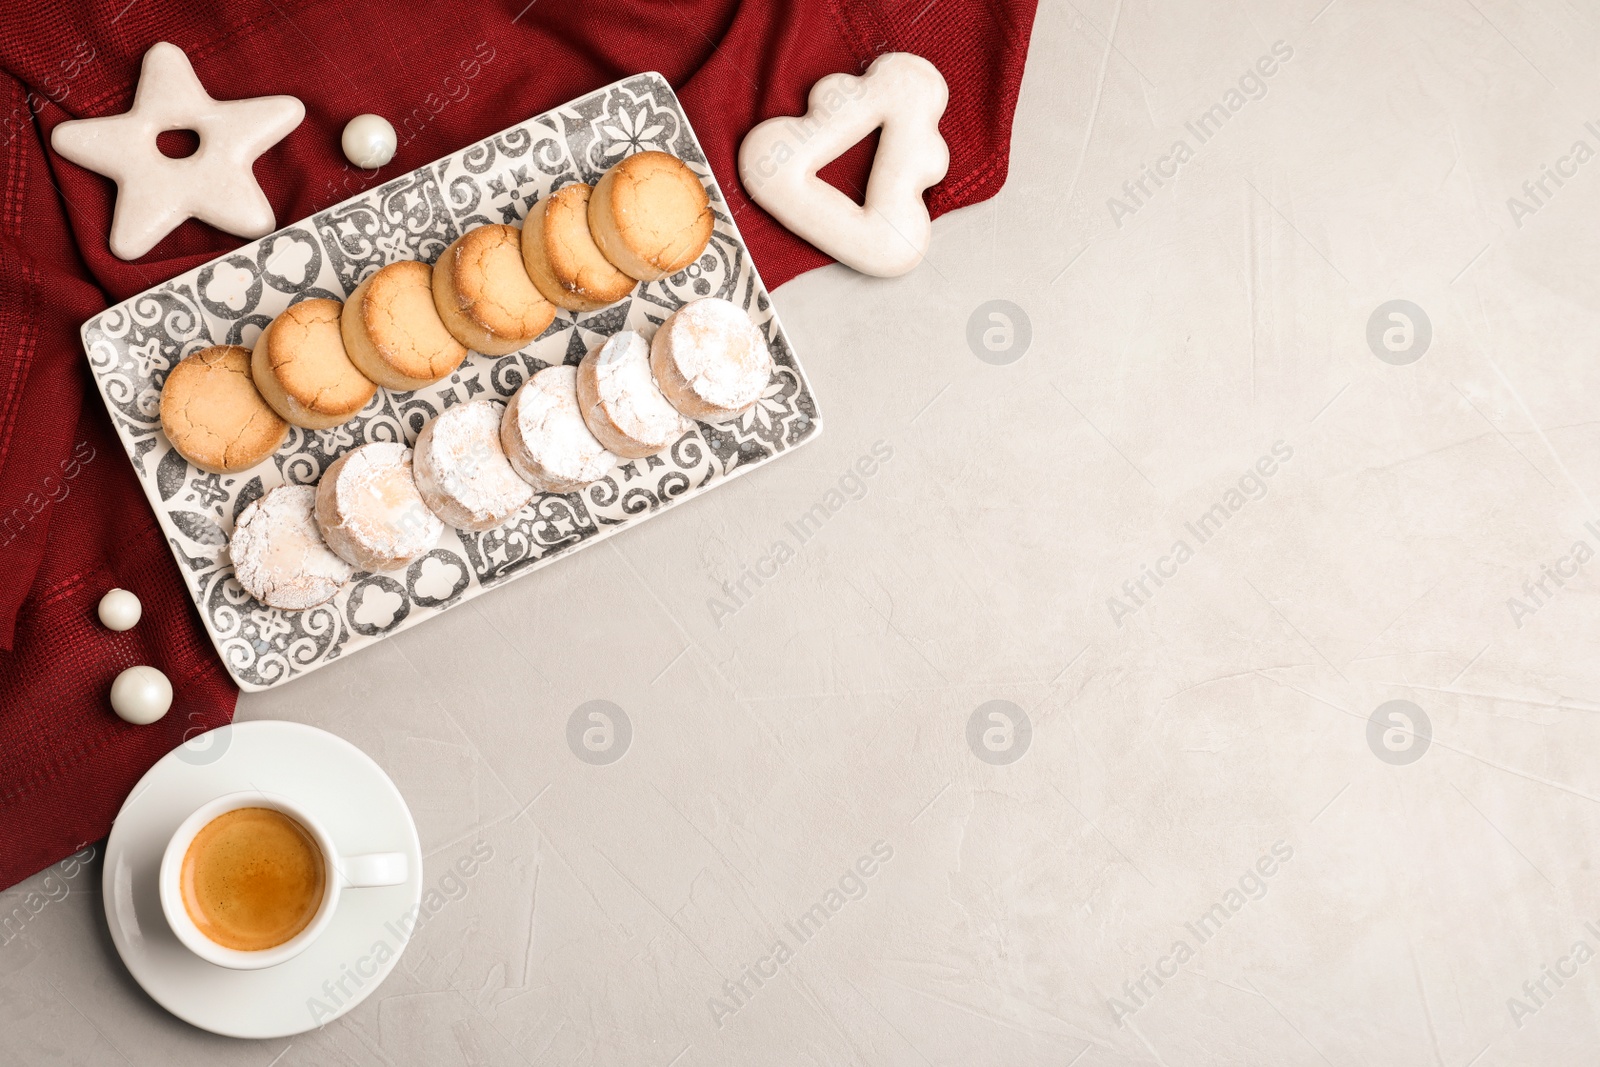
top-left (8, 1), bottom-right (1600, 1062)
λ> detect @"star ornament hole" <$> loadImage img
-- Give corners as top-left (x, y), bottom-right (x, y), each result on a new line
top-left (156, 127), bottom-right (201, 159)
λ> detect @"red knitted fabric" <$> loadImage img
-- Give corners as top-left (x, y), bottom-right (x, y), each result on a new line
top-left (0, 0), bottom-right (1037, 889)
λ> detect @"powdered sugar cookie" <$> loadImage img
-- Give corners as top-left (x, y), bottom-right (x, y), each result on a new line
top-left (315, 442), bottom-right (442, 572)
top-left (576, 331), bottom-right (691, 459)
top-left (500, 365), bottom-right (617, 492)
top-left (413, 400), bottom-right (534, 531)
top-left (650, 298), bottom-right (773, 423)
top-left (230, 484), bottom-right (352, 610)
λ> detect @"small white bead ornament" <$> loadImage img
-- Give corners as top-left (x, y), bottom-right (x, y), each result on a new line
top-left (98, 588), bottom-right (143, 631)
top-left (111, 665), bottom-right (173, 725)
top-left (341, 114), bottom-right (397, 169)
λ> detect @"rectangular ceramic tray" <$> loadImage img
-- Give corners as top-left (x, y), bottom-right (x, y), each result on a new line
top-left (80, 73), bottom-right (821, 692)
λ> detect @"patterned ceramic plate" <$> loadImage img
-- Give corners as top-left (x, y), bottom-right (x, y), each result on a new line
top-left (80, 73), bottom-right (822, 692)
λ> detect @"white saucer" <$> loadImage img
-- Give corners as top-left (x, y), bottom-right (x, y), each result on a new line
top-left (103, 720), bottom-right (423, 1039)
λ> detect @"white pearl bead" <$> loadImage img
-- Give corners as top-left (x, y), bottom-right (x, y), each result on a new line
top-left (98, 588), bottom-right (143, 631)
top-left (110, 665), bottom-right (173, 725)
top-left (341, 114), bottom-right (396, 169)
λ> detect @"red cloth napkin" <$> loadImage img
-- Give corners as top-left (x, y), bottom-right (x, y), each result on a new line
top-left (0, 0), bottom-right (1037, 889)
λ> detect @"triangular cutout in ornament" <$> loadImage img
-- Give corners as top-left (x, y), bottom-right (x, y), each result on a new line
top-left (739, 53), bottom-right (949, 278)
top-left (815, 127), bottom-right (883, 206)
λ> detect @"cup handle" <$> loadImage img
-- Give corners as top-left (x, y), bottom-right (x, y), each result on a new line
top-left (338, 852), bottom-right (408, 888)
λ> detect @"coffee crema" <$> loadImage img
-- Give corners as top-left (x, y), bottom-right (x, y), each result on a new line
top-left (180, 806), bottom-right (326, 951)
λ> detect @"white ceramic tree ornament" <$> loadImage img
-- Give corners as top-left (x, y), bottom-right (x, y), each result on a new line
top-left (51, 41), bottom-right (304, 261)
top-left (739, 53), bottom-right (949, 278)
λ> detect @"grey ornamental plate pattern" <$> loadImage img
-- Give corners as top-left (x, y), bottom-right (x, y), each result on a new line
top-left (79, 73), bottom-right (822, 692)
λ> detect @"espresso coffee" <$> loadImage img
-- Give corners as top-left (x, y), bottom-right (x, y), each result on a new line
top-left (180, 806), bottom-right (326, 951)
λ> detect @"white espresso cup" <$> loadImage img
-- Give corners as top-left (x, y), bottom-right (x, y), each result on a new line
top-left (159, 790), bottom-right (408, 970)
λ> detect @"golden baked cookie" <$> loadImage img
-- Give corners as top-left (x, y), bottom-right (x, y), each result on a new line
top-left (431, 224), bottom-right (556, 356)
top-left (251, 298), bottom-right (377, 430)
top-left (159, 345), bottom-right (288, 473)
top-left (341, 260), bottom-right (468, 390)
top-left (588, 151), bottom-right (714, 281)
top-left (520, 184), bottom-right (635, 312)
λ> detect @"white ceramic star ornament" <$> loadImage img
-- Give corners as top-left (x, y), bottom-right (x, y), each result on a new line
top-left (51, 41), bottom-right (304, 260)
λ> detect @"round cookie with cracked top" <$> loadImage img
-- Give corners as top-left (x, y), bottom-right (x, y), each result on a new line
top-left (231, 484), bottom-right (352, 610)
top-left (160, 344), bottom-right (287, 473)
top-left (315, 442), bottom-right (443, 572)
top-left (576, 331), bottom-right (691, 460)
top-left (501, 364), bottom-right (617, 493)
top-left (650, 297), bottom-right (773, 423)
top-left (251, 297), bottom-right (377, 430)
top-left (431, 224), bottom-right (556, 356)
top-left (588, 151), bottom-right (714, 281)
top-left (341, 260), bottom-right (468, 390)
top-left (521, 183), bottom-right (635, 312)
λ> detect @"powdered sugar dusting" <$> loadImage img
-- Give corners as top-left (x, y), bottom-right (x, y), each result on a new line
top-left (231, 485), bottom-right (352, 609)
top-left (414, 400), bottom-right (532, 531)
top-left (657, 298), bottom-right (772, 411)
top-left (592, 331), bottom-right (689, 448)
top-left (321, 442), bottom-right (442, 570)
top-left (504, 365), bottom-right (616, 490)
